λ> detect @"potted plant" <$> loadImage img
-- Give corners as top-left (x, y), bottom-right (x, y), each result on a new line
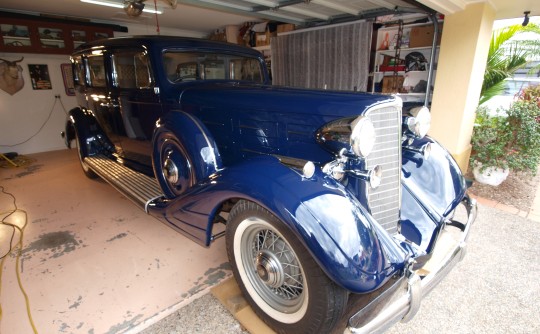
top-left (470, 99), bottom-right (540, 186)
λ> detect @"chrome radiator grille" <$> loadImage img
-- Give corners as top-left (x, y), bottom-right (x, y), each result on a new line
top-left (365, 103), bottom-right (401, 235)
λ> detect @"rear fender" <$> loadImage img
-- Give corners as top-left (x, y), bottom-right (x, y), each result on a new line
top-left (65, 107), bottom-right (113, 156)
top-left (148, 155), bottom-right (408, 293)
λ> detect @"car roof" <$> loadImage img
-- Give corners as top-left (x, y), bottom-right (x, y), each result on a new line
top-left (73, 35), bottom-right (263, 57)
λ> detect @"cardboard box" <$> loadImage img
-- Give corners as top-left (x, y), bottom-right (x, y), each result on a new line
top-left (382, 76), bottom-right (404, 93)
top-left (255, 30), bottom-right (276, 46)
top-left (409, 24), bottom-right (442, 48)
top-left (225, 25), bottom-right (239, 44)
top-left (277, 24), bottom-right (295, 33)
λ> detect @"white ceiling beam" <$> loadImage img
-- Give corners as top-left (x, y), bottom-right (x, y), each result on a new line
top-left (310, 0), bottom-right (359, 16)
top-left (280, 6), bottom-right (330, 20)
top-left (179, 0), bottom-right (307, 24)
top-left (242, 0), bottom-right (331, 20)
top-left (365, 0), bottom-right (398, 10)
top-left (195, 0), bottom-right (253, 11)
top-left (257, 9), bottom-right (308, 22)
top-left (415, 0), bottom-right (467, 15)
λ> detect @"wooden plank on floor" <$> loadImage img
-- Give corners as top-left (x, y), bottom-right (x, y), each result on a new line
top-left (211, 277), bottom-right (276, 334)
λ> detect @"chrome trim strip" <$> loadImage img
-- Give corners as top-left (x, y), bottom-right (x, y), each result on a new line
top-left (145, 195), bottom-right (164, 213)
top-left (346, 196), bottom-right (477, 334)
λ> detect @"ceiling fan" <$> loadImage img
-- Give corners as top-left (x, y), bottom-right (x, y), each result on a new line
top-left (124, 0), bottom-right (177, 16)
top-left (80, 0), bottom-right (177, 17)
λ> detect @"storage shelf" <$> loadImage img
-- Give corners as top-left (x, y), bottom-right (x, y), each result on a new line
top-left (375, 46), bottom-right (438, 57)
top-left (253, 45), bottom-right (271, 51)
top-left (371, 17), bottom-right (441, 99)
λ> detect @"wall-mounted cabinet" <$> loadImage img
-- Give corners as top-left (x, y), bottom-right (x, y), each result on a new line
top-left (371, 20), bottom-right (442, 103)
top-left (0, 15), bottom-right (119, 55)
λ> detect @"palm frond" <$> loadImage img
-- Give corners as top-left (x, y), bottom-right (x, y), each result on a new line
top-left (480, 24), bottom-right (540, 105)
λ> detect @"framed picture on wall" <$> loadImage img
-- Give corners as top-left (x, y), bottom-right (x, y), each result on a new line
top-left (61, 63), bottom-right (75, 96)
top-left (28, 64), bottom-right (52, 90)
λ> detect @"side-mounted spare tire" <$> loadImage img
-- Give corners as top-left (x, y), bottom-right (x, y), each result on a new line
top-left (152, 129), bottom-right (195, 198)
top-left (152, 111), bottom-right (223, 199)
top-left (226, 200), bottom-right (348, 334)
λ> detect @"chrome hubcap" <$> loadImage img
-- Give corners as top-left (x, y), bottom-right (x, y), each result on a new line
top-left (256, 250), bottom-right (285, 288)
top-left (163, 158), bottom-right (178, 184)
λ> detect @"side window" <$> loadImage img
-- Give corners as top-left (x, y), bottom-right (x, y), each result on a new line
top-left (230, 58), bottom-right (262, 82)
top-left (112, 50), bottom-right (153, 89)
top-left (71, 56), bottom-right (86, 86)
top-left (163, 51), bottom-right (264, 83)
top-left (87, 55), bottom-right (106, 88)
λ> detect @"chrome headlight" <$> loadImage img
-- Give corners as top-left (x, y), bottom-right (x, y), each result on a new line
top-left (406, 106), bottom-right (431, 138)
top-left (350, 116), bottom-right (376, 158)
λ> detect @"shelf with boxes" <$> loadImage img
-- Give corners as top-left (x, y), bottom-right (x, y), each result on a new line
top-left (209, 22), bottom-right (295, 80)
top-left (371, 18), bottom-right (442, 102)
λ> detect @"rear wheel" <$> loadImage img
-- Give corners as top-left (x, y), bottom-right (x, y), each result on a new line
top-left (226, 200), bottom-right (348, 334)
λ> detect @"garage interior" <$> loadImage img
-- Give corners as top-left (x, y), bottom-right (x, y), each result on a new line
top-left (1, 0), bottom-right (539, 333)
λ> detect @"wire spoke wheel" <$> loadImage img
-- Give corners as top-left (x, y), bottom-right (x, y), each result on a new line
top-left (241, 219), bottom-right (306, 315)
top-left (226, 200), bottom-right (348, 334)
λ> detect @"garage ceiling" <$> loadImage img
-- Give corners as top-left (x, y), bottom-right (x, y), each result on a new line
top-left (0, 0), bottom-right (538, 35)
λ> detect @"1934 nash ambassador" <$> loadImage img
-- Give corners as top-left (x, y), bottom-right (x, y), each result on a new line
top-left (63, 36), bottom-right (476, 334)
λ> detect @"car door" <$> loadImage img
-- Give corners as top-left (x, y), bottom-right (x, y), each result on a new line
top-left (110, 48), bottom-right (162, 174)
top-left (85, 52), bottom-right (126, 156)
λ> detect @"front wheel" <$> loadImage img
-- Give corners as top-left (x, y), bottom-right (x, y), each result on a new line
top-left (226, 200), bottom-right (348, 334)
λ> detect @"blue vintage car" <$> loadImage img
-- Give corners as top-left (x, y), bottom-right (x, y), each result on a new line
top-left (63, 36), bottom-right (476, 333)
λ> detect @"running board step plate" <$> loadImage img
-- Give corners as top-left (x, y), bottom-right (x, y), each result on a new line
top-left (85, 155), bottom-right (164, 211)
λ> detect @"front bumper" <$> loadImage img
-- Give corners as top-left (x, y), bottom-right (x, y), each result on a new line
top-left (345, 195), bottom-right (477, 334)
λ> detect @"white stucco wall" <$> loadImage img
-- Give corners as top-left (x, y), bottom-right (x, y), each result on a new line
top-left (0, 22), bottom-right (205, 156)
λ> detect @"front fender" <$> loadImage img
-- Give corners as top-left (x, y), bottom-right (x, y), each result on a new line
top-left (149, 155), bottom-right (408, 293)
top-left (401, 136), bottom-right (467, 253)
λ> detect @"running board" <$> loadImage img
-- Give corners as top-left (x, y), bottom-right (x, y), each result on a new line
top-left (85, 155), bottom-right (164, 212)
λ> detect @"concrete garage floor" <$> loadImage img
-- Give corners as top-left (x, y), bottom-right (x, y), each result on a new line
top-left (2, 149), bottom-right (540, 334)
top-left (0, 149), bottom-right (234, 334)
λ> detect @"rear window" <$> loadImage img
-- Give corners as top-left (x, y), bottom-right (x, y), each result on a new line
top-left (162, 51), bottom-right (264, 83)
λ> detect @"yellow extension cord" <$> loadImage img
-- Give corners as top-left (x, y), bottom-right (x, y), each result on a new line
top-left (0, 208), bottom-right (38, 334)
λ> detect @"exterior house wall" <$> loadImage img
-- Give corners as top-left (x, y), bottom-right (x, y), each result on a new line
top-left (429, 2), bottom-right (496, 172)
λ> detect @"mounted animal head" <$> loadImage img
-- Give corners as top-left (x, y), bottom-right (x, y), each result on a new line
top-left (0, 57), bottom-right (25, 95)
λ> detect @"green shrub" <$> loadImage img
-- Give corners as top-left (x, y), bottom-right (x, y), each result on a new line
top-left (470, 100), bottom-right (540, 174)
top-left (517, 84), bottom-right (540, 109)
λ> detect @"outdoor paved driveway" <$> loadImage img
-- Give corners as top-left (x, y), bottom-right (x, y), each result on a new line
top-left (388, 203), bottom-right (539, 334)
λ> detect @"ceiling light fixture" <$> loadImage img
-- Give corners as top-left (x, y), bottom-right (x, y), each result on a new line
top-left (522, 11), bottom-right (530, 26)
top-left (80, 0), bottom-right (163, 15)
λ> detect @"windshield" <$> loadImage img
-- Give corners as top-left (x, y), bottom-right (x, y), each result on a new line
top-left (163, 51), bottom-right (264, 84)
